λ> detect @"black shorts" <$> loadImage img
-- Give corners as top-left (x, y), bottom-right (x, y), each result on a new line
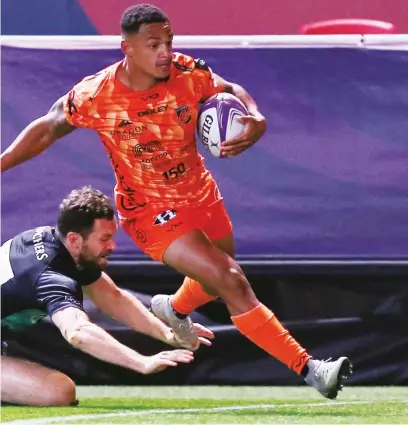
top-left (1, 325), bottom-right (17, 355)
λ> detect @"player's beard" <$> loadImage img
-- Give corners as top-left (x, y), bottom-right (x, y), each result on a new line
top-left (77, 250), bottom-right (111, 271)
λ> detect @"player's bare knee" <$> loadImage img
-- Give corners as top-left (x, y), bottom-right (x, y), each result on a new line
top-left (46, 371), bottom-right (76, 406)
top-left (218, 266), bottom-right (252, 297)
top-left (212, 265), bottom-right (259, 314)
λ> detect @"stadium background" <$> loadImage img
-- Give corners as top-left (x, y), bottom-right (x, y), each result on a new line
top-left (1, 1), bottom-right (407, 386)
top-left (2, 0), bottom-right (408, 35)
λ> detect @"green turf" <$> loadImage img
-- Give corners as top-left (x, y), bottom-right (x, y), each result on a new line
top-left (2, 387), bottom-right (408, 424)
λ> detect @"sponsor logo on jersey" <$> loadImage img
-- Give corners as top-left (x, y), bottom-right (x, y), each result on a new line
top-left (138, 104), bottom-right (168, 117)
top-left (194, 58), bottom-right (210, 72)
top-left (133, 141), bottom-right (168, 160)
top-left (118, 120), bottom-right (133, 127)
top-left (140, 152), bottom-right (169, 163)
top-left (165, 222), bottom-right (184, 232)
top-left (154, 210), bottom-right (177, 226)
top-left (173, 62), bottom-right (193, 72)
top-left (119, 195), bottom-right (147, 212)
top-left (64, 296), bottom-right (82, 308)
top-left (110, 124), bottom-right (146, 140)
top-left (175, 105), bottom-right (192, 124)
top-left (134, 229), bottom-right (147, 243)
top-left (141, 93), bottom-right (159, 101)
top-left (67, 92), bottom-right (78, 116)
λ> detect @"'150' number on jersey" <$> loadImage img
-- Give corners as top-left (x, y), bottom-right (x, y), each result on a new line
top-left (162, 163), bottom-right (186, 180)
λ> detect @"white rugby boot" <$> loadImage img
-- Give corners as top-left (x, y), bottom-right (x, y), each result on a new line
top-left (305, 357), bottom-right (353, 399)
top-left (150, 294), bottom-right (199, 351)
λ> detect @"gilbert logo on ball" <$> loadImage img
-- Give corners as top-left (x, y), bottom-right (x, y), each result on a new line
top-left (197, 93), bottom-right (248, 157)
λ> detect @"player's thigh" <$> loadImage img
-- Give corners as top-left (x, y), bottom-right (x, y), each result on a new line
top-left (1, 356), bottom-right (76, 406)
top-left (203, 201), bottom-right (235, 258)
top-left (212, 233), bottom-right (235, 258)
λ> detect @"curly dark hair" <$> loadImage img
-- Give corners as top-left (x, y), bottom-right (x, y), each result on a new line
top-left (57, 186), bottom-right (115, 238)
top-left (120, 4), bottom-right (169, 35)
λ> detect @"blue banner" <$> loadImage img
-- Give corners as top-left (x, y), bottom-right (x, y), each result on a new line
top-left (2, 46), bottom-right (408, 259)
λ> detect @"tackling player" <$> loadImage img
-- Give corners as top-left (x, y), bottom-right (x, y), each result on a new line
top-left (1, 186), bottom-right (213, 406)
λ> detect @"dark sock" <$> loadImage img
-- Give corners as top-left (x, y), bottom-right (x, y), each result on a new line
top-left (173, 309), bottom-right (188, 319)
top-left (300, 363), bottom-right (310, 378)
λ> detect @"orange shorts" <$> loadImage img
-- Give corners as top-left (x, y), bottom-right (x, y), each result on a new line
top-left (120, 200), bottom-right (232, 262)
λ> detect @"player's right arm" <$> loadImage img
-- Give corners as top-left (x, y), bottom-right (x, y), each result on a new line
top-left (0, 97), bottom-right (76, 173)
top-left (51, 307), bottom-right (194, 375)
top-left (39, 271), bottom-right (193, 374)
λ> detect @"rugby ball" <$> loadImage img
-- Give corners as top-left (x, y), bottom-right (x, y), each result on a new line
top-left (197, 93), bottom-right (248, 157)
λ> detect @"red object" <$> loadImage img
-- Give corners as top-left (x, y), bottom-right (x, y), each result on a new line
top-left (77, 0), bottom-right (408, 34)
top-left (299, 19), bottom-right (397, 34)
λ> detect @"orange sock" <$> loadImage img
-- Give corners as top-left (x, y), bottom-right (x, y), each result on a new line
top-left (231, 303), bottom-right (311, 374)
top-left (171, 277), bottom-right (218, 315)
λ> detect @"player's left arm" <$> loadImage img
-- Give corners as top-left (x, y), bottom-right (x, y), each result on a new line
top-left (215, 74), bottom-right (267, 158)
top-left (83, 272), bottom-right (214, 348)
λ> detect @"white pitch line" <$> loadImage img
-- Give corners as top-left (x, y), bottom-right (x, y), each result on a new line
top-left (5, 401), bottom-right (373, 425)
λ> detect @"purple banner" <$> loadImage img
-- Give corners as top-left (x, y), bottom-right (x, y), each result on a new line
top-left (2, 46), bottom-right (408, 259)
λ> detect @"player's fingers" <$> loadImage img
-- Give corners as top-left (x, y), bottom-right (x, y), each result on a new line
top-left (198, 337), bottom-right (212, 346)
top-left (221, 141), bottom-right (251, 155)
top-left (193, 323), bottom-right (215, 339)
top-left (175, 350), bottom-right (194, 358)
top-left (171, 349), bottom-right (194, 356)
top-left (221, 134), bottom-right (249, 146)
top-left (160, 349), bottom-right (193, 359)
top-left (236, 115), bottom-right (255, 124)
top-left (222, 140), bottom-right (251, 150)
top-left (197, 329), bottom-right (214, 339)
top-left (173, 354), bottom-right (194, 363)
top-left (169, 350), bottom-right (194, 362)
top-left (178, 357), bottom-right (194, 363)
top-left (160, 359), bottom-right (178, 367)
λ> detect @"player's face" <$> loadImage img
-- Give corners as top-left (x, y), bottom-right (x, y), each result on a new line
top-left (79, 218), bottom-right (117, 270)
top-left (124, 22), bottom-right (173, 81)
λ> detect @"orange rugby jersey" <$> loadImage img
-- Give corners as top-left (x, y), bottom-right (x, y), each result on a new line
top-left (63, 53), bottom-right (224, 218)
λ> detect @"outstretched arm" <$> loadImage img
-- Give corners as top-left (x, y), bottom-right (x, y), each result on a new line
top-left (0, 97), bottom-right (76, 173)
top-left (51, 306), bottom-right (194, 375)
top-left (83, 273), bottom-right (214, 348)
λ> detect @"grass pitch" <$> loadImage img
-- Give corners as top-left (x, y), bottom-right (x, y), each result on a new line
top-left (2, 386), bottom-right (407, 424)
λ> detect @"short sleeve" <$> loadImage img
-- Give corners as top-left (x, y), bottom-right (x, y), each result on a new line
top-left (36, 270), bottom-right (85, 317)
top-left (192, 58), bottom-right (223, 102)
top-left (63, 87), bottom-right (91, 128)
top-left (62, 73), bottom-right (106, 129)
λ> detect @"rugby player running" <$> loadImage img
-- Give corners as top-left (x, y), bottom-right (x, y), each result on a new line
top-left (0, 4), bottom-right (352, 399)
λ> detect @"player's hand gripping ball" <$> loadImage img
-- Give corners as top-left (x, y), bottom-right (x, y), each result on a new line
top-left (198, 92), bottom-right (266, 157)
top-left (197, 93), bottom-right (248, 157)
